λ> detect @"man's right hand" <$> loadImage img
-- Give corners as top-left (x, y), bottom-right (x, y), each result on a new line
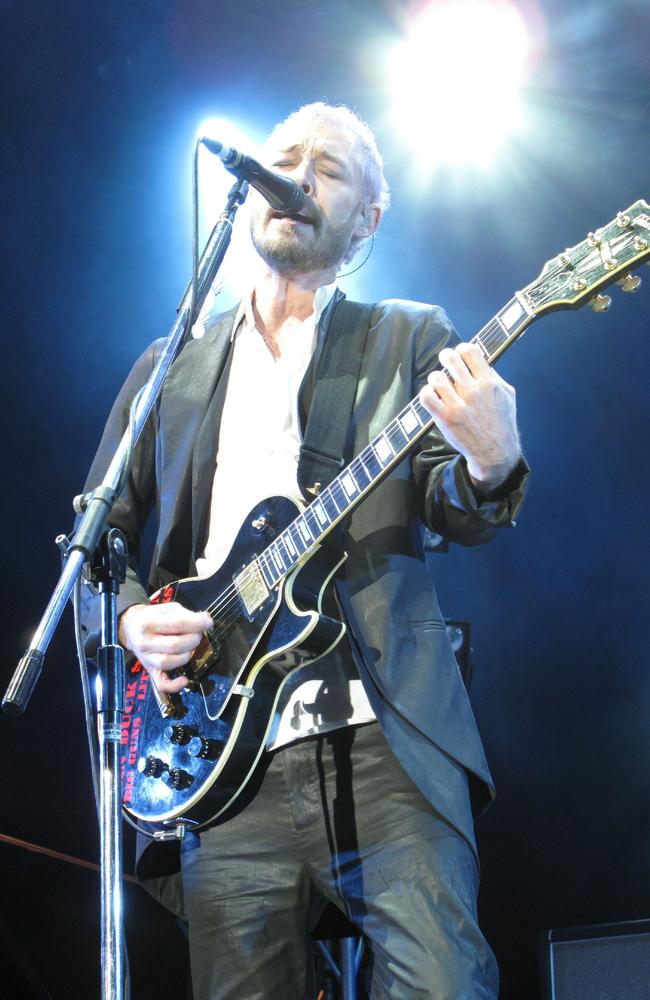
top-left (118, 602), bottom-right (213, 694)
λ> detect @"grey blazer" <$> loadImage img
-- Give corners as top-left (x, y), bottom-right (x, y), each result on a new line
top-left (80, 292), bottom-right (528, 860)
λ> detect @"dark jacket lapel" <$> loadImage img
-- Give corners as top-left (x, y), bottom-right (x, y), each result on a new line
top-left (297, 287), bottom-right (346, 433)
top-left (157, 306), bottom-right (237, 577)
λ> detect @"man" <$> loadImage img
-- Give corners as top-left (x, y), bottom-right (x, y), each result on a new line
top-left (82, 102), bottom-right (527, 999)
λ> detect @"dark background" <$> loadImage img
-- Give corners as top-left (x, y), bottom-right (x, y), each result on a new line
top-left (1, 1), bottom-right (649, 997)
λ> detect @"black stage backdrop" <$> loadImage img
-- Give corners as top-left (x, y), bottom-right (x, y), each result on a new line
top-left (1, 2), bottom-right (649, 997)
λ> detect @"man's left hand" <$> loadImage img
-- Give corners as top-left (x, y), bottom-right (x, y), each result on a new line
top-left (419, 342), bottom-right (521, 494)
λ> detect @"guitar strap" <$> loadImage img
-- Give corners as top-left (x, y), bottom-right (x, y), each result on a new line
top-left (297, 297), bottom-right (375, 549)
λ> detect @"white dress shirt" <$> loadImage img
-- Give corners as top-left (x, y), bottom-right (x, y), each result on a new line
top-left (195, 286), bottom-right (376, 751)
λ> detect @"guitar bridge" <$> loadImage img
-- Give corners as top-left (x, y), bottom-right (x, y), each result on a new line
top-left (184, 631), bottom-right (222, 684)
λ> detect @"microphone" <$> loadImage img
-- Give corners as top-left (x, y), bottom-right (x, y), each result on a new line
top-left (200, 137), bottom-right (307, 216)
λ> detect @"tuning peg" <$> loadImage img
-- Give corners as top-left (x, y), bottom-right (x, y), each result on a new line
top-left (616, 273), bottom-right (642, 293)
top-left (590, 293), bottom-right (612, 313)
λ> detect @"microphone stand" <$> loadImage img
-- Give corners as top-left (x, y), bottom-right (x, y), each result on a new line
top-left (3, 177), bottom-right (249, 1000)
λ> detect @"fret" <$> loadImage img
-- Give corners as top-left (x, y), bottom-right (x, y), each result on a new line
top-left (283, 532), bottom-right (297, 557)
top-left (350, 457), bottom-right (371, 491)
top-left (475, 330), bottom-right (499, 361)
top-left (500, 297), bottom-right (525, 331)
top-left (326, 483), bottom-right (343, 515)
top-left (373, 434), bottom-right (394, 466)
top-left (288, 523), bottom-right (306, 554)
top-left (298, 517), bottom-right (312, 544)
top-left (271, 545), bottom-right (285, 573)
top-left (283, 521), bottom-right (307, 558)
top-left (313, 499), bottom-right (329, 527)
top-left (411, 404), bottom-right (425, 426)
top-left (360, 446), bottom-right (383, 479)
top-left (398, 407), bottom-right (420, 436)
top-left (340, 470), bottom-right (358, 498)
top-left (276, 538), bottom-right (292, 567)
top-left (258, 553), bottom-right (277, 588)
top-left (495, 315), bottom-right (509, 338)
top-left (413, 398), bottom-right (434, 428)
top-left (304, 506), bottom-right (322, 541)
top-left (474, 332), bottom-right (491, 359)
top-left (321, 490), bottom-right (339, 519)
top-left (387, 420), bottom-right (409, 454)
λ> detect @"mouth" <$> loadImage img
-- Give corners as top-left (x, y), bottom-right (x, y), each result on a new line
top-left (270, 209), bottom-right (315, 226)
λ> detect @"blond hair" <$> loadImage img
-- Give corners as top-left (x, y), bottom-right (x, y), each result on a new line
top-left (265, 101), bottom-right (390, 213)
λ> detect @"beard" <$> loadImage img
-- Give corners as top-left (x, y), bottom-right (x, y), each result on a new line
top-left (250, 203), bottom-right (357, 275)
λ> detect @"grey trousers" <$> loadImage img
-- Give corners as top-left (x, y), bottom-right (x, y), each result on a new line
top-left (179, 722), bottom-right (498, 1000)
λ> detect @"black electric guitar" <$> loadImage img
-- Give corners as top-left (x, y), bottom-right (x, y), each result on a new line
top-left (122, 200), bottom-right (650, 834)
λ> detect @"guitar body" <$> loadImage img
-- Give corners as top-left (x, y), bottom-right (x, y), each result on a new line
top-left (121, 495), bottom-right (346, 829)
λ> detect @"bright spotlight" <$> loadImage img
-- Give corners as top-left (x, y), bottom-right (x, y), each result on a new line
top-left (196, 117), bottom-right (262, 222)
top-left (193, 116), bottom-right (262, 321)
top-left (387, 0), bottom-right (533, 170)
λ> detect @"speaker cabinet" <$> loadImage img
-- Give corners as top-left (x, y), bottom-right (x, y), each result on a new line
top-left (542, 919), bottom-right (650, 1000)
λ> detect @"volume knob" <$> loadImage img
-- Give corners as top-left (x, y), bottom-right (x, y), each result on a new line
top-left (137, 755), bottom-right (167, 778)
top-left (187, 736), bottom-right (222, 760)
top-left (164, 724), bottom-right (192, 745)
top-left (161, 767), bottom-right (193, 790)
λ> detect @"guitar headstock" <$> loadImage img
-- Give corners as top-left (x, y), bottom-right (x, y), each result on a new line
top-left (521, 199), bottom-right (650, 317)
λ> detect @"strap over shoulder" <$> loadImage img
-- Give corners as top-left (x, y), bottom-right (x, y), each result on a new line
top-left (297, 298), bottom-right (375, 501)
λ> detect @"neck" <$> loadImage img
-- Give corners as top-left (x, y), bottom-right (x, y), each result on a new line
top-left (251, 261), bottom-right (336, 342)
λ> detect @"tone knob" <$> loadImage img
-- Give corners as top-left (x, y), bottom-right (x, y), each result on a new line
top-left (161, 767), bottom-right (193, 790)
top-left (137, 755), bottom-right (167, 778)
top-left (164, 724), bottom-right (192, 745)
top-left (187, 736), bottom-right (222, 760)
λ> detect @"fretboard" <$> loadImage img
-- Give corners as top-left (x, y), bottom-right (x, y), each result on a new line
top-left (254, 292), bottom-right (534, 590)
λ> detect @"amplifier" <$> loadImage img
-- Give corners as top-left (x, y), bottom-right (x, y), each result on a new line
top-left (542, 919), bottom-right (650, 1000)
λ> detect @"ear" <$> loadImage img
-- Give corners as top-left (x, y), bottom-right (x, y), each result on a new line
top-left (355, 202), bottom-right (382, 239)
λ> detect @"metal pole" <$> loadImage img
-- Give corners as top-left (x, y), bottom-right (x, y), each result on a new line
top-left (96, 533), bottom-right (126, 1000)
top-left (340, 937), bottom-right (357, 1000)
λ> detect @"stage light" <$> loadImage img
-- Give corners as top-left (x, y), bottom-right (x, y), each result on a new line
top-left (387, 0), bottom-right (533, 171)
top-left (193, 116), bottom-right (262, 319)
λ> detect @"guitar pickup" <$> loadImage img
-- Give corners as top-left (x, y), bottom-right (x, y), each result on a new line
top-left (235, 562), bottom-right (270, 619)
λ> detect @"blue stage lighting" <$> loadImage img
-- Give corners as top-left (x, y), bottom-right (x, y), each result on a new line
top-left (387, 0), bottom-right (533, 171)
top-left (196, 116), bottom-right (262, 222)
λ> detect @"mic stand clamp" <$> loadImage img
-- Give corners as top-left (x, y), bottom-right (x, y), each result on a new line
top-left (90, 528), bottom-right (128, 1000)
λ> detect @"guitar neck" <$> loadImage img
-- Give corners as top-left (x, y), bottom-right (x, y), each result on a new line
top-left (253, 293), bottom-right (536, 591)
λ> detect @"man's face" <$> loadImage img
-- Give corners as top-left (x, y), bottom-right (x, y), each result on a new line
top-left (250, 122), bottom-right (368, 275)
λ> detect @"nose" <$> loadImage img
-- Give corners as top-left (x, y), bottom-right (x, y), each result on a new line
top-left (290, 158), bottom-right (314, 196)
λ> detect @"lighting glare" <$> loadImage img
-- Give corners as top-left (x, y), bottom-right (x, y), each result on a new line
top-left (387, 1), bottom-right (532, 170)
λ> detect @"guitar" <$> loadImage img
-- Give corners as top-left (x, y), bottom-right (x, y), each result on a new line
top-left (121, 200), bottom-right (650, 835)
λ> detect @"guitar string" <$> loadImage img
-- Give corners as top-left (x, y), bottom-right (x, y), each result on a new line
top-left (199, 401), bottom-right (443, 627)
top-left (199, 309), bottom-right (526, 629)
top-left (198, 248), bottom-right (588, 629)
top-left (165, 240), bottom-right (637, 658)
